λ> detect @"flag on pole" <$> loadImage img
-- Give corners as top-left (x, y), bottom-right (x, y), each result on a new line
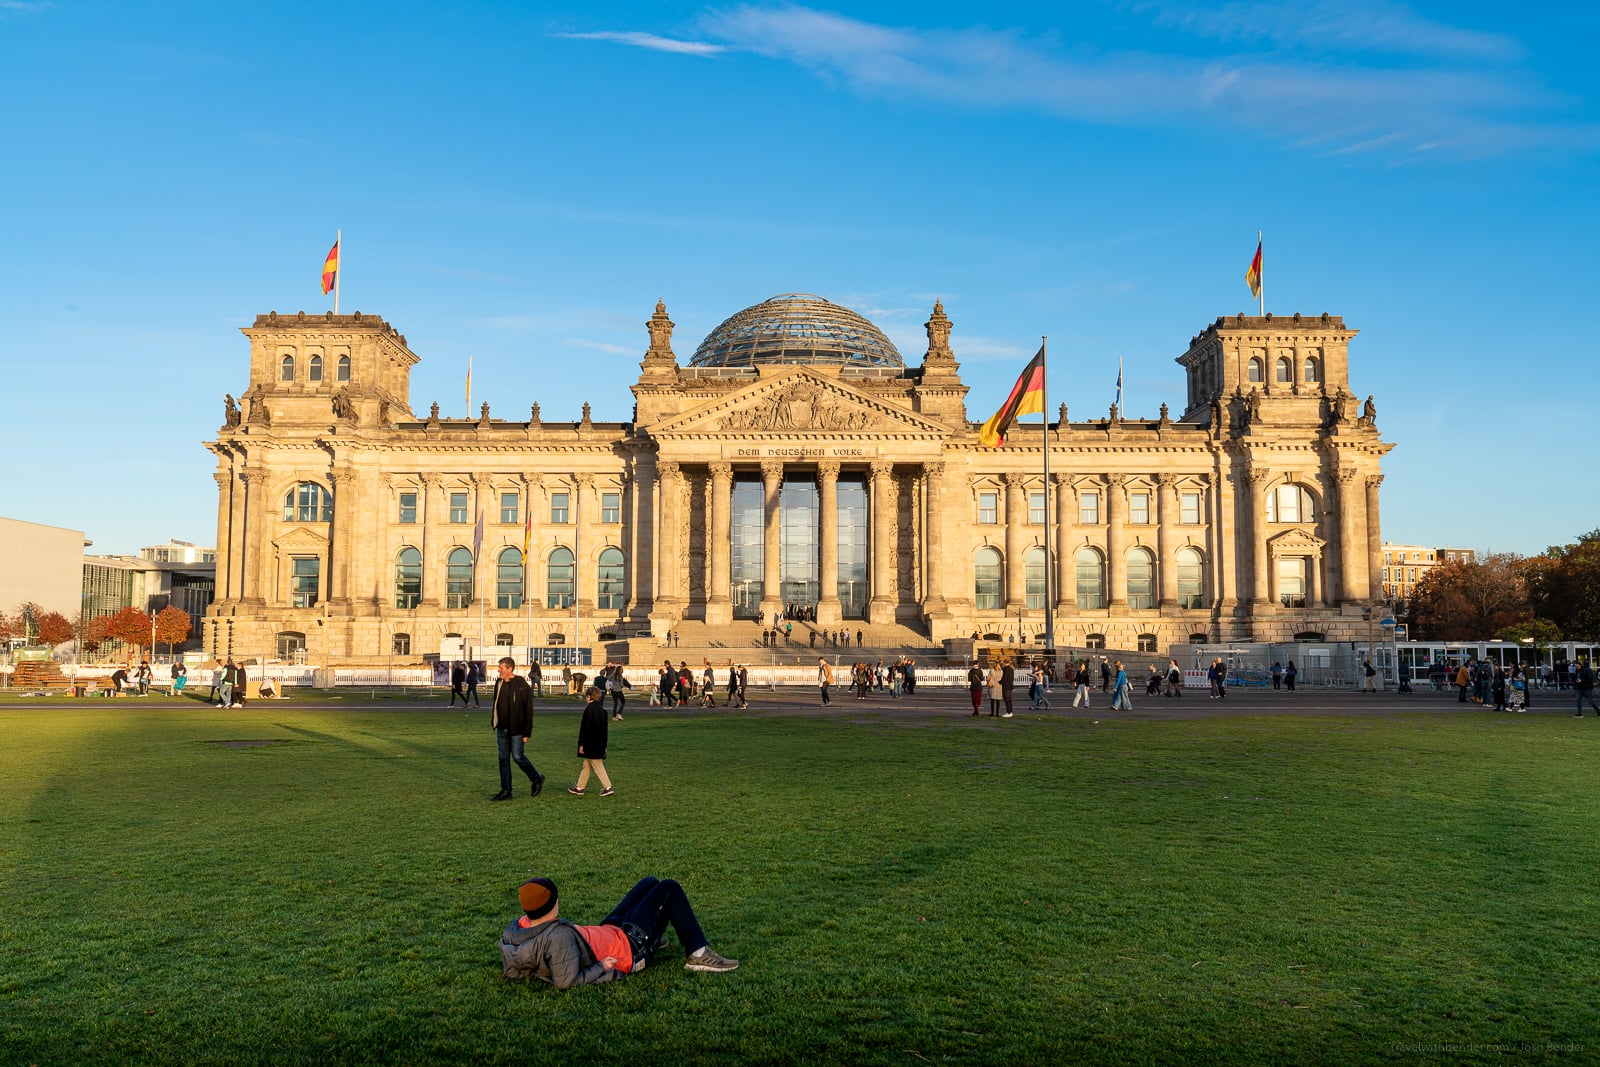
top-left (472, 509), bottom-right (485, 559)
top-left (521, 503), bottom-right (533, 560)
top-left (978, 345), bottom-right (1046, 448)
top-left (1245, 238), bottom-right (1263, 300)
top-left (320, 237), bottom-right (340, 295)
top-left (466, 355), bottom-right (473, 414)
top-left (1115, 359), bottom-right (1124, 412)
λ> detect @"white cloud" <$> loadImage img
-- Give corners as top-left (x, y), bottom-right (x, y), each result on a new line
top-left (566, 338), bottom-right (634, 355)
top-left (555, 30), bottom-right (726, 57)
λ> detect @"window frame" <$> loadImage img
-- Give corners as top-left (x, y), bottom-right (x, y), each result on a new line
top-left (978, 491), bottom-right (998, 525)
top-left (547, 547), bottom-right (575, 609)
top-left (1078, 491), bottom-right (1100, 525)
top-left (597, 547), bottom-right (625, 609)
top-left (496, 547), bottom-right (524, 609)
top-left (398, 491), bottom-right (417, 524)
top-left (395, 547), bottom-right (422, 608)
top-left (550, 492), bottom-right (570, 525)
top-left (1028, 491), bottom-right (1046, 525)
top-left (308, 354), bottom-right (323, 382)
top-left (601, 492), bottom-right (620, 524)
top-left (1180, 491), bottom-right (1202, 525)
top-left (974, 547), bottom-right (1003, 610)
top-left (1129, 491), bottom-right (1150, 525)
top-left (449, 492), bottom-right (469, 524)
top-left (446, 547), bottom-right (473, 609)
top-left (500, 492), bottom-right (519, 526)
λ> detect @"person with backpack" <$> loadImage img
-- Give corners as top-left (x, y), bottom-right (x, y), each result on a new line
top-left (967, 661), bottom-right (984, 716)
top-left (1574, 659), bottom-right (1599, 717)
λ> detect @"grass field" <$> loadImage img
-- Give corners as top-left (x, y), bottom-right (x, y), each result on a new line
top-left (3, 696), bottom-right (1598, 1064)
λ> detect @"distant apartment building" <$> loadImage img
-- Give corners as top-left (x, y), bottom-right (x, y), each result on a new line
top-left (1380, 543), bottom-right (1476, 601)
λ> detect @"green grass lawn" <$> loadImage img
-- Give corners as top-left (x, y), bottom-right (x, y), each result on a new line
top-left (3, 701), bottom-right (1598, 1064)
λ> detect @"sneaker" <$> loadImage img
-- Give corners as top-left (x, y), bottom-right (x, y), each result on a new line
top-left (531, 774), bottom-right (545, 798)
top-left (599, 786), bottom-right (615, 797)
top-left (684, 946), bottom-right (739, 973)
top-left (1001, 712), bottom-right (1014, 718)
top-left (567, 786), bottom-right (586, 796)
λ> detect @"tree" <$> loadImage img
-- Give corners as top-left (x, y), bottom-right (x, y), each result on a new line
top-left (0, 608), bottom-right (15, 643)
top-left (34, 611), bottom-right (73, 648)
top-left (105, 607), bottom-right (153, 661)
top-left (1407, 554), bottom-right (1531, 640)
top-left (154, 605), bottom-right (192, 657)
top-left (1529, 529), bottom-right (1600, 641)
top-left (82, 614), bottom-right (111, 657)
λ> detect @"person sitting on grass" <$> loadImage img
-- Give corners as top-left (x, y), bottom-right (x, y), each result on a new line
top-left (501, 876), bottom-right (739, 988)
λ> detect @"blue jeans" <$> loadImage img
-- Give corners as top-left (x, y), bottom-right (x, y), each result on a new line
top-left (602, 877), bottom-right (708, 960)
top-left (496, 730), bottom-right (540, 793)
top-left (1576, 689), bottom-right (1600, 714)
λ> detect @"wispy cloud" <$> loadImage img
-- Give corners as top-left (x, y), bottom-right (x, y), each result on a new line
top-left (565, 4), bottom-right (1593, 158)
top-left (555, 30), bottom-right (726, 57)
top-left (566, 338), bottom-right (634, 355)
top-left (0, 0), bottom-right (52, 14)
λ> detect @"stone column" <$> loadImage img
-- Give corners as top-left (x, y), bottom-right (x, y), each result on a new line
top-left (869, 460), bottom-right (897, 623)
top-left (573, 473), bottom-right (595, 612)
top-left (655, 462), bottom-right (683, 612)
top-left (327, 467), bottom-right (356, 607)
top-left (227, 469), bottom-right (248, 602)
top-left (1248, 469), bottom-right (1272, 607)
top-left (1104, 475), bottom-right (1125, 607)
top-left (706, 463), bottom-right (733, 624)
top-left (1364, 474), bottom-right (1384, 604)
top-left (213, 471), bottom-right (234, 602)
top-left (816, 461), bottom-right (841, 624)
top-left (922, 461), bottom-right (948, 616)
top-left (759, 460), bottom-right (784, 621)
top-left (1052, 472), bottom-right (1073, 614)
top-left (241, 470), bottom-right (268, 605)
top-left (417, 475), bottom-right (442, 608)
top-left (1156, 474), bottom-right (1179, 608)
top-left (1003, 473), bottom-right (1026, 610)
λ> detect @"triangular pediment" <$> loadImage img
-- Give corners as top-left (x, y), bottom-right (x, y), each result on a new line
top-left (651, 369), bottom-right (947, 437)
top-left (1268, 528), bottom-right (1326, 557)
top-left (273, 526), bottom-right (331, 552)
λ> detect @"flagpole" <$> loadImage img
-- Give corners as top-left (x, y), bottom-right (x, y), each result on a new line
top-left (466, 355), bottom-right (472, 419)
top-left (1041, 336), bottom-right (1055, 655)
top-left (1258, 230), bottom-right (1264, 317)
top-left (333, 229), bottom-right (341, 315)
top-left (573, 484), bottom-right (581, 672)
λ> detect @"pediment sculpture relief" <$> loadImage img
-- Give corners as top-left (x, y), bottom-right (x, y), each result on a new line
top-left (720, 379), bottom-right (878, 432)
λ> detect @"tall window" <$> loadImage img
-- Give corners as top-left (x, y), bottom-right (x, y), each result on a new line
top-left (1180, 491), bottom-right (1202, 524)
top-left (974, 548), bottom-right (1002, 610)
top-left (392, 632), bottom-right (410, 656)
top-left (1126, 548), bottom-right (1154, 609)
top-left (1278, 557), bottom-right (1307, 608)
top-left (398, 491), bottom-right (417, 524)
top-left (598, 547), bottom-right (625, 609)
top-left (500, 492), bottom-right (519, 525)
top-left (1075, 548), bottom-right (1105, 609)
top-left (1177, 547), bottom-right (1205, 609)
top-left (496, 547), bottom-right (523, 609)
top-left (837, 476), bottom-right (869, 619)
top-left (308, 354), bottom-right (323, 382)
top-left (337, 354), bottom-right (351, 382)
top-left (280, 354), bottom-right (295, 381)
top-left (547, 548), bottom-right (574, 608)
top-left (1029, 492), bottom-right (1046, 524)
top-left (978, 492), bottom-right (998, 524)
top-left (1267, 484), bottom-right (1315, 524)
top-left (395, 547), bottom-right (421, 608)
top-left (1275, 356), bottom-right (1292, 383)
top-left (1248, 358), bottom-right (1264, 383)
top-left (1129, 492), bottom-right (1150, 525)
top-left (551, 492), bottom-right (569, 524)
top-left (446, 548), bottom-right (473, 609)
top-left (283, 483), bottom-right (331, 522)
top-left (290, 557), bottom-right (320, 608)
top-left (1024, 547), bottom-right (1047, 610)
top-left (450, 492), bottom-right (468, 524)
top-left (1079, 492), bottom-right (1100, 525)
top-left (730, 478), bottom-right (765, 619)
top-left (1303, 356), bottom-right (1320, 383)
top-left (601, 492), bottom-right (620, 523)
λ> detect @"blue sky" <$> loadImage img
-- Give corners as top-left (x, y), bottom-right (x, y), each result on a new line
top-left (1, 1), bottom-right (1594, 558)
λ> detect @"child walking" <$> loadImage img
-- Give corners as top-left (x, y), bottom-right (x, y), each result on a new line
top-left (568, 686), bottom-right (615, 797)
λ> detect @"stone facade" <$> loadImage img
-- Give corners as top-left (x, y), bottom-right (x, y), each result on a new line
top-left (204, 302), bottom-right (1390, 663)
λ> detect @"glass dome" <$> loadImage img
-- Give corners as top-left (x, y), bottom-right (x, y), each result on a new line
top-left (688, 293), bottom-right (904, 370)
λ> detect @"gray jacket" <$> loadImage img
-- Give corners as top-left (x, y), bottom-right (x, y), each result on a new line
top-left (500, 918), bottom-right (618, 989)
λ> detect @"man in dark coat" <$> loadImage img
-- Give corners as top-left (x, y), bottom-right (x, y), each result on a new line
top-left (450, 661), bottom-right (468, 707)
top-left (490, 656), bottom-right (544, 801)
top-left (999, 660), bottom-right (1016, 717)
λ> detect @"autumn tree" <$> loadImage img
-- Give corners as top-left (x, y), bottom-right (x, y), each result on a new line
top-left (1407, 553), bottom-right (1531, 640)
top-left (0, 608), bottom-right (15, 643)
top-left (154, 605), bottom-right (192, 656)
top-left (105, 607), bottom-right (153, 660)
top-left (1529, 529), bottom-right (1600, 641)
top-left (34, 611), bottom-right (74, 648)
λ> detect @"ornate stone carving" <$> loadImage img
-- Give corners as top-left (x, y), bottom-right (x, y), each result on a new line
top-left (1357, 395), bottom-right (1377, 428)
top-left (214, 471), bottom-right (231, 489)
top-left (1336, 466), bottom-right (1358, 486)
top-left (817, 459), bottom-right (840, 481)
top-left (245, 385), bottom-right (270, 427)
top-left (869, 459), bottom-right (893, 479)
top-left (1365, 474), bottom-right (1385, 490)
top-left (1247, 467), bottom-right (1273, 486)
top-left (1158, 402), bottom-right (1170, 426)
top-left (1155, 473), bottom-right (1178, 490)
top-left (332, 389), bottom-right (356, 421)
top-left (1058, 402), bottom-right (1068, 425)
top-left (1328, 389), bottom-right (1350, 425)
top-left (580, 402), bottom-right (593, 428)
top-left (708, 461), bottom-right (733, 481)
top-left (658, 460), bottom-right (682, 483)
top-left (426, 402), bottom-right (440, 429)
top-left (223, 394), bottom-right (241, 428)
top-left (760, 459), bottom-right (784, 483)
top-left (924, 300), bottom-right (953, 360)
top-left (646, 299), bottom-right (675, 358)
top-left (923, 461), bottom-right (945, 479)
top-left (529, 402), bottom-right (541, 427)
top-left (1105, 473), bottom-right (1126, 490)
top-left (722, 379), bottom-right (877, 432)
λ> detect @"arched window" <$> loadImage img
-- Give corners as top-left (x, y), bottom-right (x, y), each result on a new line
top-left (546, 632), bottom-right (566, 645)
top-left (276, 631), bottom-right (306, 660)
top-left (1303, 356), bottom-right (1319, 383)
top-left (1275, 356), bottom-right (1292, 383)
top-left (392, 632), bottom-right (411, 656)
top-left (974, 547), bottom-right (1002, 610)
top-left (336, 354), bottom-right (351, 382)
top-left (1188, 632), bottom-right (1209, 644)
top-left (1126, 548), bottom-right (1154, 609)
top-left (495, 632), bottom-right (514, 647)
top-left (1075, 548), bottom-right (1105, 609)
top-left (282, 482), bottom-right (332, 522)
top-left (446, 548), bottom-right (473, 609)
top-left (308, 354), bottom-right (323, 382)
top-left (547, 548), bottom-right (574, 609)
top-left (597, 547), bottom-right (625, 610)
top-left (280, 354), bottom-right (295, 381)
top-left (1247, 357), bottom-right (1264, 383)
top-left (1266, 484), bottom-right (1315, 523)
top-left (395, 547), bottom-right (421, 608)
top-left (1137, 633), bottom-right (1158, 653)
top-left (1085, 632), bottom-right (1106, 650)
top-left (1177, 547), bottom-right (1206, 609)
top-left (1024, 547), bottom-right (1047, 610)
top-left (1293, 631), bottom-right (1325, 642)
top-left (497, 547), bottom-right (523, 609)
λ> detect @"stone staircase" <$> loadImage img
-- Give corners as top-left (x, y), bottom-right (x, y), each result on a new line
top-left (8, 659), bottom-right (68, 689)
top-left (622, 618), bottom-right (942, 665)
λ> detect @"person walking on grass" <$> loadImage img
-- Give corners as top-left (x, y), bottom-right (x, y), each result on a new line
top-left (450, 661), bottom-right (468, 708)
top-left (818, 657), bottom-right (834, 705)
top-left (490, 656), bottom-right (544, 802)
top-left (567, 686), bottom-right (614, 797)
top-left (466, 660), bottom-right (483, 706)
top-left (501, 875), bottom-right (738, 988)
top-left (1574, 659), bottom-right (1600, 717)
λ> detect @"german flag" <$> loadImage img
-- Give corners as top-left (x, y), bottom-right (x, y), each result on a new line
top-left (321, 238), bottom-right (340, 295)
top-left (978, 345), bottom-right (1045, 448)
top-left (1245, 239), bottom-right (1262, 299)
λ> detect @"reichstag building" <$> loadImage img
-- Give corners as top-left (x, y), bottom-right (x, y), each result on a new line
top-left (204, 294), bottom-right (1390, 664)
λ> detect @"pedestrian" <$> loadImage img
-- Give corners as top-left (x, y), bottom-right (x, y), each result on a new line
top-left (1574, 659), bottom-right (1600, 717)
top-left (737, 664), bottom-right (749, 708)
top-left (529, 661), bottom-right (543, 698)
top-left (658, 661), bottom-right (674, 707)
top-left (567, 686), bottom-right (615, 797)
top-left (1100, 658), bottom-right (1111, 692)
top-left (450, 661), bottom-right (468, 707)
top-left (818, 657), bottom-right (833, 705)
top-left (562, 664), bottom-right (573, 695)
top-left (700, 661), bottom-right (717, 708)
top-left (489, 656), bottom-right (544, 801)
top-left (726, 663), bottom-right (739, 707)
top-left (1214, 657), bottom-right (1227, 699)
top-left (1030, 661), bottom-right (1051, 710)
top-left (220, 659), bottom-right (240, 708)
top-left (1285, 660), bottom-right (1297, 692)
top-left (1145, 664), bottom-right (1164, 696)
top-left (608, 664), bottom-right (628, 721)
top-left (986, 663), bottom-right (1003, 716)
top-left (1271, 661), bottom-right (1283, 690)
top-left (1492, 666), bottom-right (1507, 711)
top-left (1000, 658), bottom-right (1015, 717)
top-left (1166, 659), bottom-right (1182, 698)
top-left (1072, 662), bottom-right (1091, 708)
top-left (171, 660), bottom-right (187, 695)
top-left (500, 875), bottom-right (738, 988)
top-left (208, 662), bottom-right (223, 704)
top-left (1110, 661), bottom-right (1132, 711)
top-left (676, 662), bottom-right (692, 707)
top-left (231, 662), bottom-right (247, 708)
top-left (1362, 660), bottom-right (1377, 692)
top-left (856, 629), bottom-right (863, 649)
top-left (136, 661), bottom-right (152, 696)
top-left (466, 660), bottom-right (483, 707)
top-left (967, 661), bottom-right (984, 716)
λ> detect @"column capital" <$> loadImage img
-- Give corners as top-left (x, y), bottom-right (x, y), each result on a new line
top-left (214, 471), bottom-right (232, 489)
top-left (817, 459), bottom-right (840, 481)
top-left (1051, 471), bottom-right (1072, 487)
top-left (328, 467), bottom-right (357, 487)
top-left (1104, 472), bottom-right (1126, 490)
top-left (760, 459), bottom-right (784, 483)
top-left (242, 469), bottom-right (268, 487)
top-left (1365, 474), bottom-right (1385, 490)
top-left (708, 461), bottom-right (733, 481)
top-left (658, 460), bottom-right (682, 482)
top-left (1246, 467), bottom-right (1273, 486)
top-left (1336, 466), bottom-right (1358, 485)
top-left (573, 472), bottom-right (594, 489)
top-left (923, 460), bottom-right (945, 479)
top-left (1003, 471), bottom-right (1026, 489)
top-left (419, 472), bottom-right (442, 489)
top-left (1155, 472), bottom-right (1179, 490)
top-left (869, 459), bottom-right (894, 479)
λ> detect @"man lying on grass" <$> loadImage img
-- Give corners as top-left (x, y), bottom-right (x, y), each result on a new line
top-left (501, 876), bottom-right (738, 988)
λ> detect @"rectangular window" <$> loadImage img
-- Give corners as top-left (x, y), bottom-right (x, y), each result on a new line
top-left (1079, 492), bottom-right (1100, 525)
top-left (602, 492), bottom-right (620, 524)
top-left (1278, 558), bottom-right (1307, 608)
top-left (500, 492), bottom-right (519, 525)
top-left (1129, 492), bottom-right (1150, 525)
top-left (392, 633), bottom-right (410, 656)
top-left (1029, 492), bottom-right (1046, 525)
top-left (551, 492), bottom-right (569, 524)
top-left (978, 492), bottom-right (998, 524)
top-left (1181, 492), bottom-right (1202, 524)
top-left (398, 492), bottom-right (417, 524)
top-left (449, 492), bottom-right (468, 524)
top-left (290, 557), bottom-right (320, 608)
